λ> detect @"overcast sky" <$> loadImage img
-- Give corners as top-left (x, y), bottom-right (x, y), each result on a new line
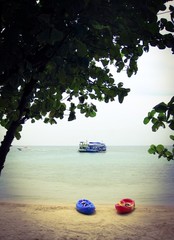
top-left (0, 46), bottom-right (173, 146)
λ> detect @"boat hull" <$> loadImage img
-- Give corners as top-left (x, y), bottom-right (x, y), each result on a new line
top-left (76, 199), bottom-right (95, 215)
top-left (78, 148), bottom-right (99, 153)
top-left (115, 198), bottom-right (135, 214)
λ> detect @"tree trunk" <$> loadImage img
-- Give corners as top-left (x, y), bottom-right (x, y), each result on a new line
top-left (0, 78), bottom-right (37, 175)
top-left (0, 121), bottom-right (20, 175)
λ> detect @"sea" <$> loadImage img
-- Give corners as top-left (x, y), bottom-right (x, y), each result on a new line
top-left (0, 146), bottom-right (174, 206)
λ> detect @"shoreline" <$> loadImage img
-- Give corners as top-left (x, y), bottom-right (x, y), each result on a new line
top-left (1, 202), bottom-right (174, 240)
top-left (1, 200), bottom-right (174, 207)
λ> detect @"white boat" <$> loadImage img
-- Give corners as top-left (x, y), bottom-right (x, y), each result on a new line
top-left (78, 141), bottom-right (106, 153)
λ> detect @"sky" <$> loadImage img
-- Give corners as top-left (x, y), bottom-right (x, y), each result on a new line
top-left (0, 46), bottom-right (173, 146)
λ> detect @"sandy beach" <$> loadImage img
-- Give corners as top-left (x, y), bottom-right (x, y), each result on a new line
top-left (0, 202), bottom-right (174, 240)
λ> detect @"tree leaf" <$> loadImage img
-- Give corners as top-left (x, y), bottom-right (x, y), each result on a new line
top-left (50, 29), bottom-right (64, 44)
top-left (170, 135), bottom-right (174, 141)
top-left (156, 144), bottom-right (164, 154)
top-left (169, 120), bottom-right (174, 130)
top-left (76, 40), bottom-right (88, 57)
top-left (154, 102), bottom-right (167, 113)
top-left (68, 111), bottom-right (76, 121)
top-left (143, 117), bottom-right (150, 124)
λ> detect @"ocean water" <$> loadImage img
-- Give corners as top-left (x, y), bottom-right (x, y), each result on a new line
top-left (0, 146), bottom-right (174, 206)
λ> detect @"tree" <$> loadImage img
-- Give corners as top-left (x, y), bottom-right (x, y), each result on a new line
top-left (144, 97), bottom-right (174, 161)
top-left (0, 0), bottom-right (174, 174)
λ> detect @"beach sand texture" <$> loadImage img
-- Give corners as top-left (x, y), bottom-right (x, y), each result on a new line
top-left (0, 202), bottom-right (174, 240)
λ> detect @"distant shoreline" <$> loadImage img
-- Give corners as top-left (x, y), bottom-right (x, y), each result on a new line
top-left (12, 145), bottom-right (153, 147)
